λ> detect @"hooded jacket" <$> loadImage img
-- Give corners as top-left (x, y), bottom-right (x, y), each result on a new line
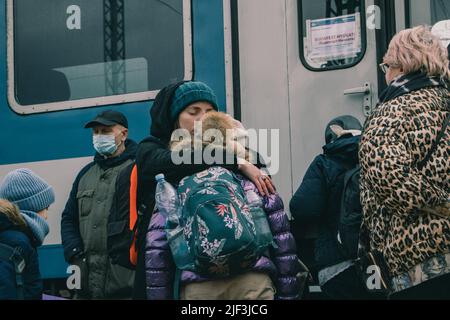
top-left (290, 117), bottom-right (361, 270)
top-left (61, 139), bottom-right (137, 299)
top-left (0, 213), bottom-right (42, 300)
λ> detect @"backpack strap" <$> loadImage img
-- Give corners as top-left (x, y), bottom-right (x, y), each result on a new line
top-left (339, 165), bottom-right (361, 215)
top-left (0, 243), bottom-right (26, 300)
top-left (342, 165), bottom-right (360, 189)
top-left (173, 268), bottom-right (182, 300)
top-left (417, 114), bottom-right (449, 170)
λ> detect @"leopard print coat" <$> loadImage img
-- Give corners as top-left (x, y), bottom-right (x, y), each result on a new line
top-left (359, 86), bottom-right (449, 277)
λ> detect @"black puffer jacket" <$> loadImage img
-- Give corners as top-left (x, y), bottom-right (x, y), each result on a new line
top-left (290, 135), bottom-right (360, 270)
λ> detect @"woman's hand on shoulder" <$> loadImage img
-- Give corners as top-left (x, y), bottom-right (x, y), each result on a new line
top-left (238, 162), bottom-right (276, 197)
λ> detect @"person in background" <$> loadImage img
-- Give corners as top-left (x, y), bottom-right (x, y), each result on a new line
top-left (61, 110), bottom-right (137, 299)
top-left (359, 25), bottom-right (449, 299)
top-left (0, 169), bottom-right (55, 300)
top-left (146, 110), bottom-right (302, 300)
top-left (290, 116), bottom-right (373, 299)
top-left (131, 81), bottom-right (277, 299)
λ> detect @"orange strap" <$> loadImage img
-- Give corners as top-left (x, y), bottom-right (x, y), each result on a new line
top-left (129, 164), bottom-right (138, 266)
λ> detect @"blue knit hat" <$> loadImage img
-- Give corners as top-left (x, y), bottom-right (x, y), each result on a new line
top-left (0, 168), bottom-right (55, 212)
top-left (170, 81), bottom-right (219, 122)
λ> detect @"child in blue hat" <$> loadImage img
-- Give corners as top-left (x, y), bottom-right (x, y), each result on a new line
top-left (0, 168), bottom-right (55, 299)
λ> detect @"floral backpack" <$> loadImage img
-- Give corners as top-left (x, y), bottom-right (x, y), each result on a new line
top-left (172, 166), bottom-right (273, 278)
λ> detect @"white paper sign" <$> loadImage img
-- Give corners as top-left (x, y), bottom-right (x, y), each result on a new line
top-left (306, 13), bottom-right (362, 62)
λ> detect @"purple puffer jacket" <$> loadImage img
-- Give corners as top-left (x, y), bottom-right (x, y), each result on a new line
top-left (145, 176), bottom-right (302, 300)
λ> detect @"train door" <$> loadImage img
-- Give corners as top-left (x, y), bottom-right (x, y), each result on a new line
top-left (235, 0), bottom-right (385, 295)
top-left (286, 0), bottom-right (450, 192)
top-left (287, 0), bottom-right (384, 206)
top-left (236, 0), bottom-right (450, 204)
top-left (235, 0), bottom-right (386, 205)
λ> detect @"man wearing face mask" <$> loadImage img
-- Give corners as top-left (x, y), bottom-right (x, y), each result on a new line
top-left (61, 110), bottom-right (137, 299)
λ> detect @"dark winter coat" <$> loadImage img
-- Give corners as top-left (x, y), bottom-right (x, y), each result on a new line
top-left (61, 139), bottom-right (137, 299)
top-left (0, 214), bottom-right (42, 300)
top-left (290, 136), bottom-right (360, 270)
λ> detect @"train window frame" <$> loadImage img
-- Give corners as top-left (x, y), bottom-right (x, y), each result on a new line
top-left (6, 0), bottom-right (194, 115)
top-left (297, 0), bottom-right (368, 72)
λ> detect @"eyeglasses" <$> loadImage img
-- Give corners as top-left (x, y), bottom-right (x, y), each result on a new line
top-left (379, 63), bottom-right (390, 74)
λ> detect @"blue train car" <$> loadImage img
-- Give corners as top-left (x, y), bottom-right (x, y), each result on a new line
top-left (0, 0), bottom-right (234, 284)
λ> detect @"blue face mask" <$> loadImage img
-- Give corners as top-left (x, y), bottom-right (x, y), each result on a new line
top-left (93, 134), bottom-right (118, 156)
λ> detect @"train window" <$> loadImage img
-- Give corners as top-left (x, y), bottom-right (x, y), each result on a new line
top-left (7, 0), bottom-right (192, 114)
top-left (406, 0), bottom-right (450, 28)
top-left (298, 0), bottom-right (366, 71)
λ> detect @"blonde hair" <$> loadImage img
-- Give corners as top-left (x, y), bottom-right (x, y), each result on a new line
top-left (170, 111), bottom-right (253, 162)
top-left (0, 199), bottom-right (27, 230)
top-left (384, 25), bottom-right (450, 79)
